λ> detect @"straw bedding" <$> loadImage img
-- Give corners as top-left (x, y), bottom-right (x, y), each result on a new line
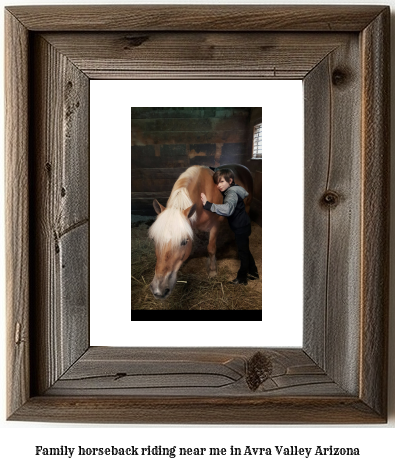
top-left (131, 218), bottom-right (262, 311)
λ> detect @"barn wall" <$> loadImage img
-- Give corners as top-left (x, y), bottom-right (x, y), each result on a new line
top-left (246, 107), bottom-right (263, 227)
top-left (131, 107), bottom-right (262, 225)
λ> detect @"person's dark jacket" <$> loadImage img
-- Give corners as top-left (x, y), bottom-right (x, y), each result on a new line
top-left (203, 182), bottom-right (250, 234)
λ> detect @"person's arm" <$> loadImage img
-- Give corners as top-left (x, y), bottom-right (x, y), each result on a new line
top-left (201, 191), bottom-right (238, 217)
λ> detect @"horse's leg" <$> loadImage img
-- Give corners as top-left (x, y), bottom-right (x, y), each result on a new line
top-left (207, 222), bottom-right (220, 277)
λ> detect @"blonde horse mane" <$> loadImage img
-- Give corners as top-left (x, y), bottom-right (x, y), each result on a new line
top-left (148, 166), bottom-right (201, 252)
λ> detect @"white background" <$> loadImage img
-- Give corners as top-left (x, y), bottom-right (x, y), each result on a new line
top-left (90, 80), bottom-right (303, 347)
top-left (1, 0), bottom-right (394, 469)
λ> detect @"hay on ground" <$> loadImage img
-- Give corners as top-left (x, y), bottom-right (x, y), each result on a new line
top-left (131, 220), bottom-right (262, 311)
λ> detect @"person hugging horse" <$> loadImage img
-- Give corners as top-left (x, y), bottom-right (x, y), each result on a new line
top-left (200, 167), bottom-right (259, 285)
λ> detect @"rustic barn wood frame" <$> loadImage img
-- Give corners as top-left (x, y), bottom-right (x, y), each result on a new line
top-left (5, 5), bottom-right (389, 424)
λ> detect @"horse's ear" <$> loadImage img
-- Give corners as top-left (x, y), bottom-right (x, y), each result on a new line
top-left (183, 204), bottom-right (196, 220)
top-left (153, 199), bottom-right (166, 215)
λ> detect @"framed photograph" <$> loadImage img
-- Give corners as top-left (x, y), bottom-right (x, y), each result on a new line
top-left (5, 5), bottom-right (389, 423)
top-left (90, 82), bottom-right (303, 339)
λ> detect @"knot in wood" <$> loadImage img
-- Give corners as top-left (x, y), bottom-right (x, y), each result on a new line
top-left (123, 35), bottom-right (149, 49)
top-left (332, 68), bottom-right (348, 87)
top-left (246, 351), bottom-right (273, 391)
top-left (321, 190), bottom-right (340, 207)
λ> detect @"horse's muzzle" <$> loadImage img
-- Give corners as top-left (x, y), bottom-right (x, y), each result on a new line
top-left (150, 286), bottom-right (171, 300)
top-left (150, 273), bottom-right (175, 300)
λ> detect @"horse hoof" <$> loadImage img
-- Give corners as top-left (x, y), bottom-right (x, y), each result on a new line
top-left (208, 270), bottom-right (217, 278)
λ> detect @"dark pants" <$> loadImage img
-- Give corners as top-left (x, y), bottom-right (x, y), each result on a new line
top-left (234, 225), bottom-right (257, 280)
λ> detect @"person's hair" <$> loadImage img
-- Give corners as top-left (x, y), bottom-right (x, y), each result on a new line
top-left (213, 168), bottom-right (235, 185)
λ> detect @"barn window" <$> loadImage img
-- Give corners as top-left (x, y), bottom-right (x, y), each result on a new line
top-left (252, 122), bottom-right (262, 159)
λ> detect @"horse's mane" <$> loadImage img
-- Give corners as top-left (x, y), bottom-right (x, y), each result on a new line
top-left (148, 166), bottom-right (202, 252)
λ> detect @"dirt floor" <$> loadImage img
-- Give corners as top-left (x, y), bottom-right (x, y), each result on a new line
top-left (131, 216), bottom-right (262, 311)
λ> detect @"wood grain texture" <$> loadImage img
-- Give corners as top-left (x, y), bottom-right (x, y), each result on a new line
top-left (304, 57), bottom-right (331, 366)
top-left (6, 5), bottom-right (386, 31)
top-left (131, 168), bottom-right (188, 193)
top-left (132, 130), bottom-right (248, 146)
top-left (304, 35), bottom-right (362, 395)
top-left (12, 347), bottom-right (384, 423)
top-left (9, 396), bottom-right (383, 425)
top-left (360, 8), bottom-right (390, 418)
top-left (60, 225), bottom-right (89, 367)
top-left (130, 107), bottom-right (251, 120)
top-left (5, 5), bottom-right (389, 423)
top-left (46, 347), bottom-right (344, 397)
top-left (41, 32), bottom-right (352, 80)
top-left (29, 35), bottom-right (90, 395)
top-left (5, 10), bottom-right (30, 418)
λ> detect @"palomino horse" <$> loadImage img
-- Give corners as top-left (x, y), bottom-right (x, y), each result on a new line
top-left (148, 164), bottom-right (253, 300)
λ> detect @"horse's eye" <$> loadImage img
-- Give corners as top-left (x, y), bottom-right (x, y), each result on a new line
top-left (181, 239), bottom-right (188, 246)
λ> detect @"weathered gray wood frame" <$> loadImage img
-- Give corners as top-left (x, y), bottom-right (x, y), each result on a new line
top-left (5, 5), bottom-right (389, 423)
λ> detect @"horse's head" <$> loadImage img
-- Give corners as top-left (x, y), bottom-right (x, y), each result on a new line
top-left (148, 199), bottom-right (196, 300)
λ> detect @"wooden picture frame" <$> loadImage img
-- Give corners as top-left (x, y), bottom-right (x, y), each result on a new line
top-left (5, 5), bottom-right (389, 423)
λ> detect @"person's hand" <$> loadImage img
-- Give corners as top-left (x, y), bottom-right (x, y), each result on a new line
top-left (201, 193), bottom-right (207, 205)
